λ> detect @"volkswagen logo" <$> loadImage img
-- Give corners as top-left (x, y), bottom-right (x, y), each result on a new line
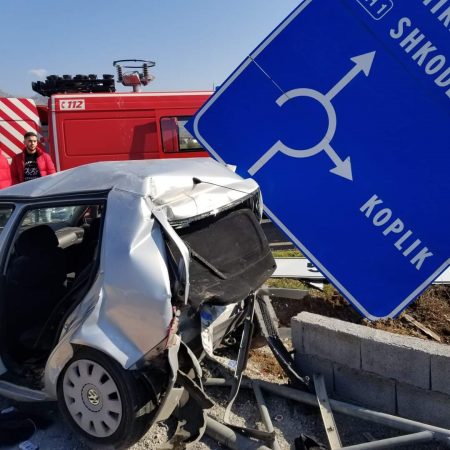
top-left (87, 388), bottom-right (100, 406)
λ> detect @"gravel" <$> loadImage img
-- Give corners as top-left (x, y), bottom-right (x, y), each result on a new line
top-left (1, 340), bottom-right (448, 449)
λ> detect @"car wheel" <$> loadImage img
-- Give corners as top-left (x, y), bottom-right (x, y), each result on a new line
top-left (58, 348), bottom-right (156, 449)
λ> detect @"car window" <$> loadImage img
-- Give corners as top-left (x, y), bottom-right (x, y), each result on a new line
top-left (0, 207), bottom-right (14, 235)
top-left (22, 206), bottom-right (81, 227)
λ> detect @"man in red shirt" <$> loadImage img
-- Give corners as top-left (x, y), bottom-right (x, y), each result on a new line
top-left (11, 131), bottom-right (56, 184)
top-left (0, 153), bottom-right (12, 189)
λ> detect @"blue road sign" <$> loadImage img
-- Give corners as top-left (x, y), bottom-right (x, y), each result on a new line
top-left (188, 0), bottom-right (450, 319)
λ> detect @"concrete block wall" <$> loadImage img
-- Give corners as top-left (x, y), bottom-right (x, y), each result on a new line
top-left (291, 312), bottom-right (450, 428)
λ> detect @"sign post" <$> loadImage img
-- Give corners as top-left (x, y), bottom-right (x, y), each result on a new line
top-left (189, 0), bottom-right (450, 319)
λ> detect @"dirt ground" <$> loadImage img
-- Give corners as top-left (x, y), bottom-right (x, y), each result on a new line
top-left (269, 281), bottom-right (450, 344)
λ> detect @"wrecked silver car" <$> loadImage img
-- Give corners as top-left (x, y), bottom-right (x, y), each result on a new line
top-left (0, 159), bottom-right (275, 448)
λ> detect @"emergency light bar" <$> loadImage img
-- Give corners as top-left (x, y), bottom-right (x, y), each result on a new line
top-left (32, 74), bottom-right (115, 97)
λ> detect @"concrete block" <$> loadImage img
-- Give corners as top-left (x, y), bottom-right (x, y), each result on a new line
top-left (293, 312), bottom-right (361, 370)
top-left (397, 383), bottom-right (450, 429)
top-left (431, 345), bottom-right (450, 396)
top-left (361, 330), bottom-right (432, 389)
top-left (333, 365), bottom-right (396, 414)
top-left (294, 353), bottom-right (334, 394)
top-left (291, 315), bottom-right (305, 354)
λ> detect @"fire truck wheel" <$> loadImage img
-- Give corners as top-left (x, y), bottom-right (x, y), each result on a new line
top-left (57, 348), bottom-right (155, 449)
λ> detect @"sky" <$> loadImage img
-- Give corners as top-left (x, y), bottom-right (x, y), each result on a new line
top-left (0, 0), bottom-right (300, 97)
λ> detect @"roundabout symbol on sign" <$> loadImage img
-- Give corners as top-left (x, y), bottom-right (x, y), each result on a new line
top-left (248, 51), bottom-right (376, 181)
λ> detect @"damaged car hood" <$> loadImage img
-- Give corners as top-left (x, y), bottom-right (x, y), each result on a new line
top-left (148, 175), bottom-right (259, 224)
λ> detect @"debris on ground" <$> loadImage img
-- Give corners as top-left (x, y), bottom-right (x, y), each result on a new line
top-left (2, 283), bottom-right (449, 449)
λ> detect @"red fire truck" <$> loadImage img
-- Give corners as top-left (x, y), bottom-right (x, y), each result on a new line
top-left (0, 60), bottom-right (211, 171)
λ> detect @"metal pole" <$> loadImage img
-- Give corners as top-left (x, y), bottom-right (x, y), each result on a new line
top-left (205, 378), bottom-right (450, 444)
top-left (339, 431), bottom-right (435, 449)
top-left (205, 416), bottom-right (272, 450)
top-left (205, 378), bottom-right (230, 387)
top-left (253, 381), bottom-right (281, 450)
top-left (313, 373), bottom-right (342, 449)
top-left (256, 380), bottom-right (450, 444)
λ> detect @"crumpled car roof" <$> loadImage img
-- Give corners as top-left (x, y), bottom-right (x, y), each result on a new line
top-left (0, 158), bottom-right (251, 199)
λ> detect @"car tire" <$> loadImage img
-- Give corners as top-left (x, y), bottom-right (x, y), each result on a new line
top-left (57, 347), bottom-right (156, 449)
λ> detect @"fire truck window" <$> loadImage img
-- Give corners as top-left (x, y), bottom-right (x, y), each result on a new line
top-left (161, 116), bottom-right (204, 153)
top-left (161, 117), bottom-right (179, 153)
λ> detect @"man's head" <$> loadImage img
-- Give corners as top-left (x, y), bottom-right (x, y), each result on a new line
top-left (23, 131), bottom-right (38, 154)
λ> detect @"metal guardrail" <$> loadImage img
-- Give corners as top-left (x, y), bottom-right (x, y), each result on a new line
top-left (273, 257), bottom-right (450, 285)
top-left (203, 287), bottom-right (450, 450)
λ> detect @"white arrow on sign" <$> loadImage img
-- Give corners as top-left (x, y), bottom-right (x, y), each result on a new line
top-left (248, 51), bottom-right (376, 181)
top-left (325, 144), bottom-right (353, 181)
top-left (326, 51), bottom-right (376, 100)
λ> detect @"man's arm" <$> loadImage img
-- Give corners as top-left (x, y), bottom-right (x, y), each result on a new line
top-left (10, 158), bottom-right (19, 185)
top-left (44, 153), bottom-right (56, 174)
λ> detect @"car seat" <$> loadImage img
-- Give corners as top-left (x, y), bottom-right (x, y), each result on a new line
top-left (5, 225), bottom-right (67, 353)
top-left (71, 217), bottom-right (101, 274)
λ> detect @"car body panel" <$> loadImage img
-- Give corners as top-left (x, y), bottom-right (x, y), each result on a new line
top-left (0, 158), bottom-right (265, 403)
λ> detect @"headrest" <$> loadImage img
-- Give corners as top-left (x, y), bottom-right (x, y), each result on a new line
top-left (15, 225), bottom-right (59, 255)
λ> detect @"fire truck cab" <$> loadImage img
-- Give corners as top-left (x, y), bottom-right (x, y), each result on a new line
top-left (46, 90), bottom-right (210, 171)
top-left (0, 61), bottom-right (211, 171)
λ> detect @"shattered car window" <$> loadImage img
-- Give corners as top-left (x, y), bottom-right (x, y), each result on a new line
top-left (0, 207), bottom-right (13, 234)
top-left (22, 206), bottom-right (80, 226)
